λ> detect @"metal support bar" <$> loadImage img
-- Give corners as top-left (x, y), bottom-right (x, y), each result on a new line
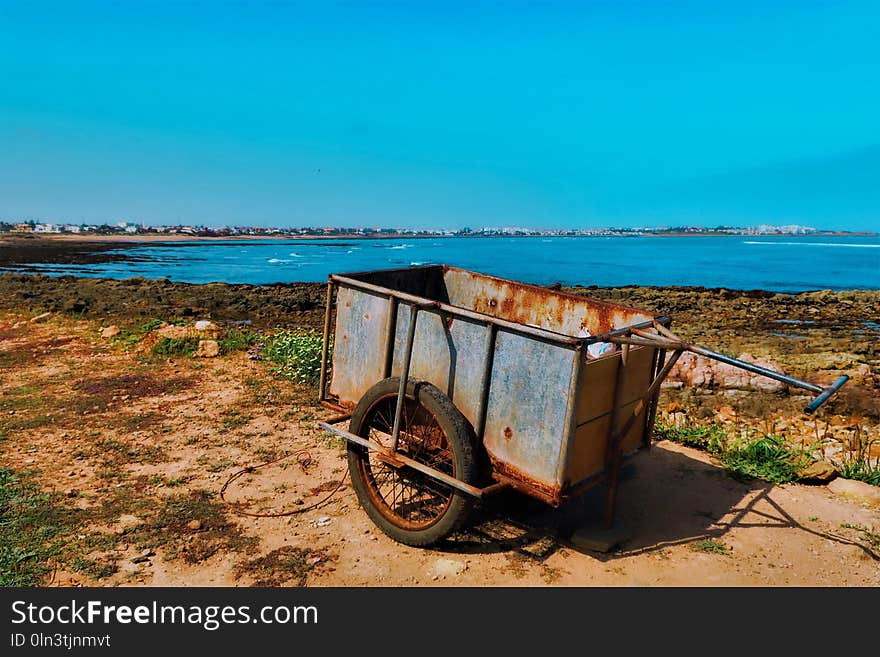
top-left (644, 348), bottom-right (667, 448)
top-left (688, 345), bottom-right (824, 394)
top-left (317, 421), bottom-right (510, 498)
top-left (390, 303), bottom-right (420, 452)
top-left (614, 321), bottom-right (848, 412)
top-left (382, 296), bottom-right (399, 378)
top-left (318, 280), bottom-right (334, 402)
top-left (475, 323), bottom-right (497, 439)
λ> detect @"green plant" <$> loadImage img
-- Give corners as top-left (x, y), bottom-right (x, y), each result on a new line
top-left (219, 329), bottom-right (259, 354)
top-left (655, 422), bottom-right (727, 453)
top-left (152, 336), bottom-right (200, 357)
top-left (833, 435), bottom-right (880, 486)
top-left (720, 434), bottom-right (811, 485)
top-left (0, 469), bottom-right (82, 586)
top-left (690, 539), bottom-right (729, 555)
top-left (263, 329), bottom-right (329, 386)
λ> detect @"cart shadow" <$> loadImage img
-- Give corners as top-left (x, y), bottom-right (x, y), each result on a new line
top-left (439, 443), bottom-right (879, 564)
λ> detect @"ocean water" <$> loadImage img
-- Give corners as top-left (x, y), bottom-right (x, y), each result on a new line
top-left (12, 234), bottom-right (880, 292)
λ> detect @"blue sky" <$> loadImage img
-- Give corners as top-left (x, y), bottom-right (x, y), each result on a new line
top-left (1, 1), bottom-right (878, 230)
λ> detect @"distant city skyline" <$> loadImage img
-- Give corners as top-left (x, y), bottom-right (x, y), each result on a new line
top-left (1, 1), bottom-right (878, 231)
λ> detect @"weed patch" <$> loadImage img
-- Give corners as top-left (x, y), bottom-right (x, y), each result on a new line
top-left (234, 546), bottom-right (336, 586)
top-left (220, 329), bottom-right (259, 354)
top-left (721, 434), bottom-right (811, 485)
top-left (690, 539), bottom-right (729, 555)
top-left (0, 469), bottom-right (84, 586)
top-left (152, 336), bottom-right (200, 357)
top-left (263, 329), bottom-right (327, 386)
top-left (126, 490), bottom-right (257, 564)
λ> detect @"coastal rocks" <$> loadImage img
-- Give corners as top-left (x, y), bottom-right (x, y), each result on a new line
top-left (194, 320), bottom-right (218, 331)
top-left (101, 325), bottom-right (121, 338)
top-left (668, 352), bottom-right (787, 392)
top-left (194, 340), bottom-right (220, 358)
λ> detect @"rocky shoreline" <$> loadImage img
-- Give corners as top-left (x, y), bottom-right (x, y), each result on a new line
top-left (1, 271), bottom-right (877, 419)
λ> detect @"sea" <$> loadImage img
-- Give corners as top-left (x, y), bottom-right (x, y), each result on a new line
top-left (10, 234), bottom-right (880, 293)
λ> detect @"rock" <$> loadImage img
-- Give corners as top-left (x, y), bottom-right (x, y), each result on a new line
top-left (827, 478), bottom-right (880, 505)
top-left (194, 339), bottom-right (220, 357)
top-left (186, 519), bottom-right (202, 531)
top-left (101, 325), bottom-right (121, 338)
top-left (666, 401), bottom-right (686, 414)
top-left (115, 514), bottom-right (142, 535)
top-left (432, 558), bottom-right (467, 578)
top-left (194, 320), bottom-right (218, 331)
top-left (668, 352), bottom-right (787, 392)
top-left (29, 311), bottom-right (52, 323)
top-left (314, 516), bottom-right (332, 527)
top-left (131, 549), bottom-right (155, 564)
top-left (797, 460), bottom-right (837, 484)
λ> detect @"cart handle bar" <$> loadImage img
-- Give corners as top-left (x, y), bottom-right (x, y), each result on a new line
top-left (606, 323), bottom-right (850, 414)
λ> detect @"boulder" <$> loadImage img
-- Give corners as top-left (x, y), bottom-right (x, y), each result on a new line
top-left (827, 478), bottom-right (880, 505)
top-left (101, 325), bottom-right (121, 338)
top-left (194, 320), bottom-right (218, 331)
top-left (797, 460), bottom-right (837, 484)
top-left (668, 352), bottom-right (787, 392)
top-left (194, 339), bottom-right (220, 358)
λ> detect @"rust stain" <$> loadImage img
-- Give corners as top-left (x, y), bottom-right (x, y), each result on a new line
top-left (487, 453), bottom-right (562, 506)
top-left (503, 426), bottom-right (513, 440)
top-left (363, 313), bottom-right (370, 320)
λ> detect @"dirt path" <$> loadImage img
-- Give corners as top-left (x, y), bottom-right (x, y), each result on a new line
top-left (1, 311), bottom-right (878, 587)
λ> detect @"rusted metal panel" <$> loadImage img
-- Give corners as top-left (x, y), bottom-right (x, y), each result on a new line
top-left (390, 308), bottom-right (489, 429)
top-left (482, 330), bottom-right (576, 494)
top-left (328, 285), bottom-right (390, 407)
top-left (443, 267), bottom-right (654, 335)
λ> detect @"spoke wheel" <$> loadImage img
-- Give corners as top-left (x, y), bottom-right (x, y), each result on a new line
top-left (347, 377), bottom-right (478, 546)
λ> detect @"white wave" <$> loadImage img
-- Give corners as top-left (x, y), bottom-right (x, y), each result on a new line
top-left (267, 258), bottom-right (297, 263)
top-left (743, 241), bottom-right (880, 248)
top-left (288, 252), bottom-right (304, 257)
top-left (389, 244), bottom-right (414, 250)
top-left (410, 261), bottom-right (426, 266)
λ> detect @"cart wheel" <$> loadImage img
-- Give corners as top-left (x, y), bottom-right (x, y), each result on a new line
top-left (347, 377), bottom-right (479, 547)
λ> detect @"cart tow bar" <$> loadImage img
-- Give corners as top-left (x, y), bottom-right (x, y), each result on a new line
top-left (605, 321), bottom-right (850, 415)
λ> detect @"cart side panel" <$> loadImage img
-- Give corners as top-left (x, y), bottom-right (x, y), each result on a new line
top-left (482, 331), bottom-right (576, 494)
top-left (328, 286), bottom-right (391, 408)
top-left (443, 267), bottom-right (654, 336)
top-left (390, 307), bottom-right (489, 428)
top-left (564, 346), bottom-right (656, 486)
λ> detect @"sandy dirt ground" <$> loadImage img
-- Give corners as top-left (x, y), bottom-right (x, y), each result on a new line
top-left (1, 311), bottom-right (878, 587)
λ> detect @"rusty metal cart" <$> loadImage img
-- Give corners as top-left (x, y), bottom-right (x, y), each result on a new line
top-left (317, 265), bottom-right (849, 546)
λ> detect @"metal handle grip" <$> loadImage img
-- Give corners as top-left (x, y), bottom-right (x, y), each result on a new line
top-left (804, 376), bottom-right (850, 414)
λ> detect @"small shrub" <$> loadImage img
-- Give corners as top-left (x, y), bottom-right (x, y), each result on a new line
top-left (219, 329), bottom-right (259, 355)
top-left (690, 539), bottom-right (729, 555)
top-left (152, 337), bottom-right (200, 357)
top-left (263, 329), bottom-right (329, 386)
top-left (720, 434), bottom-right (811, 485)
top-left (655, 422), bottom-right (727, 454)
top-left (833, 435), bottom-right (880, 487)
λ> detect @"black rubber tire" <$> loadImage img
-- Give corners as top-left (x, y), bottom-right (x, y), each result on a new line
top-left (347, 377), bottom-right (479, 547)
